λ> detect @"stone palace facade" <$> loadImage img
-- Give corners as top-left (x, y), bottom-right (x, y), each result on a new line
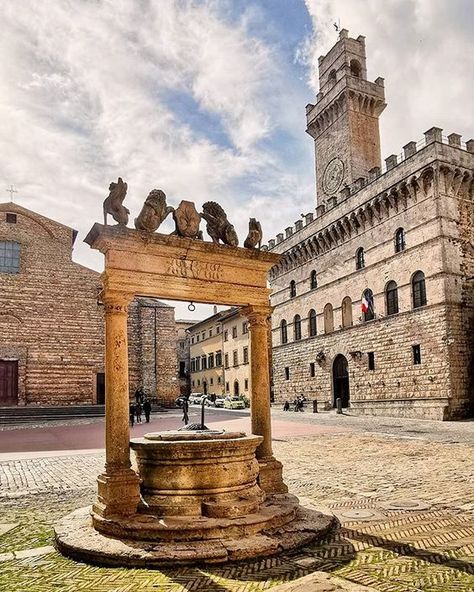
top-left (0, 202), bottom-right (179, 407)
top-left (267, 30), bottom-right (474, 420)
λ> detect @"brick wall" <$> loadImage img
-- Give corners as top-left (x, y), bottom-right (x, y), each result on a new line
top-left (0, 203), bottom-right (179, 407)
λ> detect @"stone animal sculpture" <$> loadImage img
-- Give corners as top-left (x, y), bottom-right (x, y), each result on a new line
top-left (244, 218), bottom-right (262, 249)
top-left (134, 189), bottom-right (174, 233)
top-left (103, 177), bottom-right (129, 226)
top-left (200, 201), bottom-right (238, 247)
top-left (172, 200), bottom-right (202, 238)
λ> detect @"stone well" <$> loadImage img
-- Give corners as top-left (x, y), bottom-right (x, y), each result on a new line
top-left (54, 224), bottom-right (335, 567)
top-left (55, 428), bottom-right (335, 566)
top-left (130, 430), bottom-right (265, 518)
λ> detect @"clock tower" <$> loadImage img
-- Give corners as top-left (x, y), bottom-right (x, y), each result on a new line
top-left (306, 30), bottom-right (386, 206)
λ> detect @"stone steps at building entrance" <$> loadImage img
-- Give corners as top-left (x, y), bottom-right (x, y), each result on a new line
top-left (0, 403), bottom-right (168, 425)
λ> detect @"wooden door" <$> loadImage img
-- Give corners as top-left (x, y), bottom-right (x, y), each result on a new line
top-left (0, 361), bottom-right (18, 406)
top-left (332, 355), bottom-right (350, 408)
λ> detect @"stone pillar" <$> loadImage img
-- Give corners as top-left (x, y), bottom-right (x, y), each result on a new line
top-left (243, 305), bottom-right (288, 494)
top-left (92, 292), bottom-right (141, 518)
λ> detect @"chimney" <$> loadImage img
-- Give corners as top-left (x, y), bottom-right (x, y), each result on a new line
top-left (213, 305), bottom-right (218, 315)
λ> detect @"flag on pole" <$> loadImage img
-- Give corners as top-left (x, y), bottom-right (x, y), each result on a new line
top-left (361, 291), bottom-right (373, 314)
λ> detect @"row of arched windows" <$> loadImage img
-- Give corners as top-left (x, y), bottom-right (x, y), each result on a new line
top-left (280, 272), bottom-right (427, 344)
top-left (288, 229), bottom-right (407, 298)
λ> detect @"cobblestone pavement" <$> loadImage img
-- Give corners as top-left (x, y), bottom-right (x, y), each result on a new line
top-left (0, 416), bottom-right (473, 591)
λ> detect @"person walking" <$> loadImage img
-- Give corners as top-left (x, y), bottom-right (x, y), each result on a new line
top-left (135, 386), bottom-right (145, 405)
top-left (129, 402), bottom-right (135, 427)
top-left (283, 400), bottom-right (290, 411)
top-left (135, 401), bottom-right (142, 424)
top-left (182, 394), bottom-right (190, 426)
top-left (143, 398), bottom-right (152, 423)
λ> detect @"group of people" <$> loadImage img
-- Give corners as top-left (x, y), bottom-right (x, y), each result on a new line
top-left (129, 387), bottom-right (152, 427)
top-left (283, 394), bottom-right (306, 412)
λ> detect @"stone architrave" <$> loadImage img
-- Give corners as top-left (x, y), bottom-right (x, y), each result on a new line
top-left (84, 223), bottom-right (286, 516)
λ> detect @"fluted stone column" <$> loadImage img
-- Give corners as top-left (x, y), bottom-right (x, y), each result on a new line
top-left (92, 292), bottom-right (140, 518)
top-left (243, 305), bottom-right (288, 494)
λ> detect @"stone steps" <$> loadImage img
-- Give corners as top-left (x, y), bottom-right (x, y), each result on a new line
top-left (0, 404), bottom-right (106, 424)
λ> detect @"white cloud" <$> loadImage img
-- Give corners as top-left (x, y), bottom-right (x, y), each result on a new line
top-left (1, 1), bottom-right (472, 318)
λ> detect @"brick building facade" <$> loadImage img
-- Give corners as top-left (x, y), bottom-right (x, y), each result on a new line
top-left (0, 202), bottom-right (179, 407)
top-left (267, 31), bottom-right (474, 420)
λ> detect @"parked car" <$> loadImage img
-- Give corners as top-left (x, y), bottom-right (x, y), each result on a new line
top-left (224, 396), bottom-right (246, 410)
top-left (206, 396), bottom-right (225, 408)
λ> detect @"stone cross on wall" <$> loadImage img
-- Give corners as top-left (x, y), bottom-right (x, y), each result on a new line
top-left (5, 185), bottom-right (18, 203)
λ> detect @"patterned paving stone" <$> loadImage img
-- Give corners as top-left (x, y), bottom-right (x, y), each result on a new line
top-left (0, 427), bottom-right (473, 591)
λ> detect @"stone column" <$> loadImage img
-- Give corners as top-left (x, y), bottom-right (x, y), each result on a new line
top-left (92, 292), bottom-right (141, 519)
top-left (243, 305), bottom-right (288, 494)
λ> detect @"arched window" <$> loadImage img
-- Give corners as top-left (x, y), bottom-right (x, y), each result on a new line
top-left (362, 289), bottom-right (375, 321)
top-left (310, 270), bottom-right (317, 289)
top-left (0, 241), bottom-right (21, 274)
top-left (395, 228), bottom-right (405, 253)
top-left (324, 303), bottom-right (334, 333)
top-left (280, 319), bottom-right (288, 344)
top-left (356, 247), bottom-right (365, 270)
top-left (289, 280), bottom-right (296, 298)
top-left (341, 296), bottom-right (353, 328)
top-left (386, 281), bottom-right (399, 315)
top-left (294, 314), bottom-right (302, 341)
top-left (412, 271), bottom-right (427, 308)
top-left (308, 309), bottom-right (317, 336)
top-left (350, 59), bottom-right (361, 77)
top-left (328, 68), bottom-right (337, 87)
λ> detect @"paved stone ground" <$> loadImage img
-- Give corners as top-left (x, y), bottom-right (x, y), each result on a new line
top-left (0, 414), bottom-right (473, 591)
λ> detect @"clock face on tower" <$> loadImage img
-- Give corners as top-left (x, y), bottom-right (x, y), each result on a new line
top-left (322, 158), bottom-right (345, 195)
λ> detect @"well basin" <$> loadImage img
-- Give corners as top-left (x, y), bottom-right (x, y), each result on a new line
top-left (130, 430), bottom-right (265, 517)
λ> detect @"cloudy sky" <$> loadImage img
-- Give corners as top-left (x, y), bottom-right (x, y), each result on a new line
top-left (1, 0), bottom-right (473, 319)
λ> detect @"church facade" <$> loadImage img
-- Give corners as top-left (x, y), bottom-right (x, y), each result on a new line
top-left (0, 202), bottom-right (179, 407)
top-left (267, 30), bottom-right (474, 420)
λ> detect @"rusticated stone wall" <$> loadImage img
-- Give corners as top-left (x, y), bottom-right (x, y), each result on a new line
top-left (269, 143), bottom-right (474, 420)
top-left (0, 203), bottom-right (179, 407)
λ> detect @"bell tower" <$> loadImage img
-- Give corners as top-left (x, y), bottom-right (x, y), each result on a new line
top-left (306, 30), bottom-right (386, 206)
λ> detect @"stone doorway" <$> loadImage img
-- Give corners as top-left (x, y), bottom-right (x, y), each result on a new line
top-left (332, 354), bottom-right (349, 408)
top-left (234, 380), bottom-right (240, 396)
top-left (0, 360), bottom-right (18, 406)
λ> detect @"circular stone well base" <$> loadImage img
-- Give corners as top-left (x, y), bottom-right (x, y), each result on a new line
top-left (54, 496), bottom-right (336, 567)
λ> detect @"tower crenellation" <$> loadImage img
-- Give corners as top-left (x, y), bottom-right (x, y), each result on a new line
top-left (265, 127), bottom-right (473, 250)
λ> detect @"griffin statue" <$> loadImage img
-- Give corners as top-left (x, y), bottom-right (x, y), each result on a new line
top-left (103, 177), bottom-right (129, 226)
top-left (244, 218), bottom-right (262, 249)
top-left (200, 202), bottom-right (238, 247)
